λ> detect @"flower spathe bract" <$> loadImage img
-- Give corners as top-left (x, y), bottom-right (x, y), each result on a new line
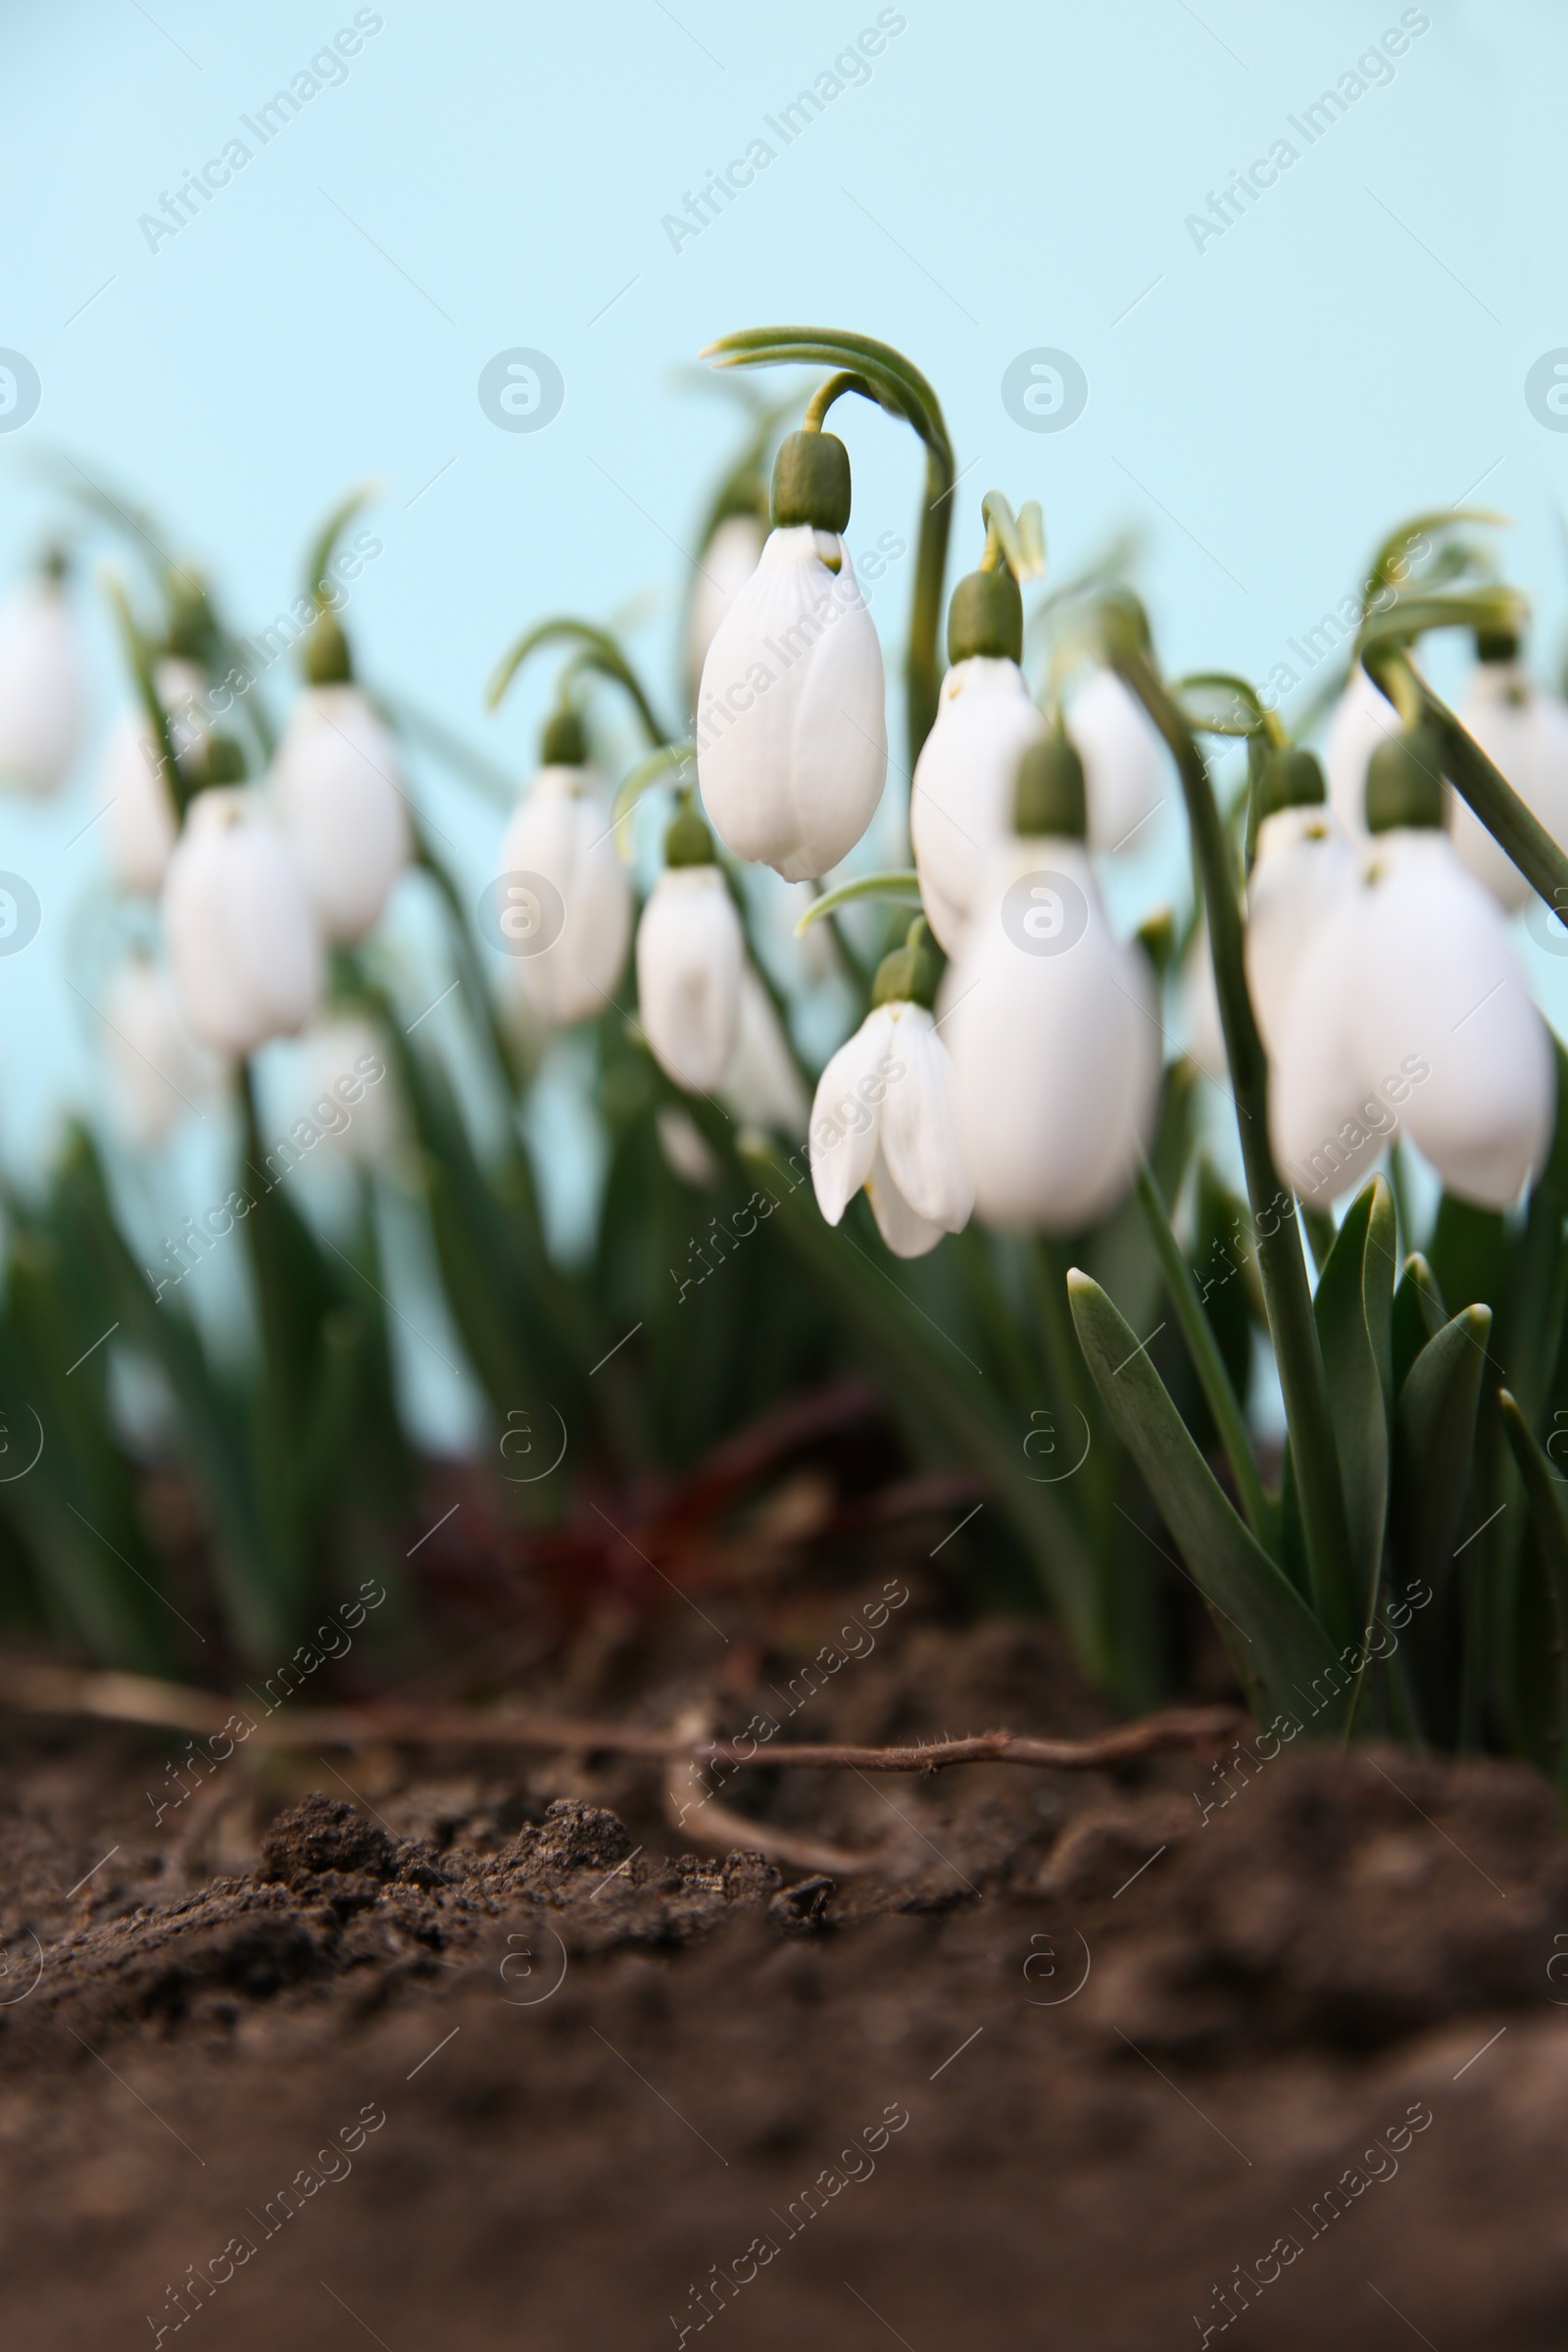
top-left (0, 575), bottom-right (82, 798)
top-left (1270, 829), bottom-right (1554, 1210)
top-left (1244, 803), bottom-right (1357, 1055)
top-left (810, 999), bottom-right (973, 1259)
top-left (944, 839), bottom-right (1161, 1232)
top-left (909, 656), bottom-right (1046, 954)
top-left (1063, 668), bottom-right (1170, 856)
top-left (163, 788), bottom-right (324, 1056)
top-left (497, 763), bottom-right (631, 1026)
top-left (272, 684), bottom-right (413, 944)
top-left (636, 863), bottom-right (745, 1093)
top-left (1450, 660), bottom-right (1568, 911)
top-left (696, 524), bottom-right (886, 882)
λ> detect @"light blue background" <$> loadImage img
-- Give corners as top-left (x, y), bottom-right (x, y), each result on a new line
top-left (0, 0), bottom-right (1563, 1351)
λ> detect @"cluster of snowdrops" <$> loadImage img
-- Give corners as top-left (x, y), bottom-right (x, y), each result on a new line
top-left (0, 428), bottom-right (1563, 1274)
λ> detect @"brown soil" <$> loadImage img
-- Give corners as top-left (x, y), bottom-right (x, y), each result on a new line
top-left (1, 1576), bottom-right (1564, 2350)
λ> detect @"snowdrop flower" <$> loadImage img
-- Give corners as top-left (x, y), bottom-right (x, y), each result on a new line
top-left (696, 428), bottom-right (886, 881)
top-left (636, 805), bottom-right (745, 1093)
top-left (496, 710), bottom-right (631, 1026)
top-left (944, 728), bottom-right (1161, 1232)
top-left (0, 563), bottom-right (83, 797)
top-left (1063, 667), bottom-right (1170, 856)
top-left (810, 918), bottom-right (972, 1258)
top-left (687, 509), bottom-right (765, 691)
top-left (1243, 749), bottom-right (1356, 1055)
top-left (721, 965), bottom-right (810, 1137)
top-left (1323, 660), bottom-right (1403, 840)
top-left (272, 684), bottom-right (412, 944)
top-left (1449, 638), bottom-right (1568, 910)
top-left (163, 788), bottom-right (323, 1056)
top-left (1270, 728), bottom-right (1554, 1211)
top-left (100, 660), bottom-right (215, 897)
top-left (292, 1014), bottom-right (397, 1169)
top-left (910, 564), bottom-right (1045, 956)
top-left (101, 956), bottom-right (220, 1144)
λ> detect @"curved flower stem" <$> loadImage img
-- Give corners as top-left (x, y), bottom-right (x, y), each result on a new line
top-left (1362, 641), bottom-right (1568, 906)
top-left (804, 369), bottom-right (877, 429)
top-left (1135, 1159), bottom-right (1273, 1547)
top-left (702, 327), bottom-right (956, 760)
top-left (1107, 630), bottom-right (1354, 1643)
top-left (795, 869), bottom-right (922, 935)
top-left (487, 617), bottom-right (670, 747)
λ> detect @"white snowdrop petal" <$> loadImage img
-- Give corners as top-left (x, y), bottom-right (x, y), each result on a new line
top-left (1064, 669), bottom-right (1170, 856)
top-left (1450, 662), bottom-right (1568, 911)
top-left (499, 766), bottom-right (632, 1026)
top-left (635, 866), bottom-right (745, 1094)
top-left (864, 1145), bottom-right (947, 1258)
top-left (1245, 805), bottom-right (1356, 1055)
top-left (809, 1004), bottom-right (896, 1224)
top-left (910, 658), bottom-right (1046, 956)
top-left (945, 840), bottom-right (1158, 1231)
top-left (272, 685), bottom-right (412, 944)
top-left (696, 526), bottom-right (886, 881)
top-left (687, 513), bottom-right (764, 693)
top-left (1350, 833), bottom-right (1553, 1208)
top-left (1324, 663), bottom-right (1402, 842)
top-left (163, 789), bottom-right (323, 1056)
top-left (0, 580), bottom-right (83, 797)
top-left (877, 1004), bottom-right (973, 1231)
top-left (102, 711), bottom-right (178, 896)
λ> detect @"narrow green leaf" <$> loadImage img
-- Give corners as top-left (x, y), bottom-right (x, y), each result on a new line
top-left (1394, 1303), bottom-right (1491, 1568)
top-left (1499, 1391), bottom-right (1568, 1782)
top-left (1313, 1177), bottom-right (1396, 1621)
top-left (1392, 1251), bottom-right (1448, 1397)
top-left (1133, 1161), bottom-right (1272, 1549)
top-left (1067, 1269), bottom-right (1346, 1729)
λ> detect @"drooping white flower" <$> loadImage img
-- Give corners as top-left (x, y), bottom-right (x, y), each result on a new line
top-left (721, 965), bottom-right (810, 1137)
top-left (696, 523), bottom-right (886, 881)
top-left (1323, 662), bottom-right (1402, 840)
top-left (909, 656), bottom-right (1046, 954)
top-left (271, 685), bottom-right (412, 944)
top-left (1449, 657), bottom-right (1568, 910)
top-left (636, 858), bottom-right (745, 1094)
top-left (687, 511), bottom-right (765, 691)
top-left (1244, 803), bottom-right (1357, 1054)
top-left (1063, 668), bottom-right (1170, 855)
top-left (810, 993), bottom-right (973, 1259)
top-left (497, 760), bottom-right (631, 1026)
top-left (100, 660), bottom-right (212, 898)
top-left (163, 789), bottom-right (323, 1056)
top-left (944, 837), bottom-right (1161, 1232)
top-left (293, 1014), bottom-right (398, 1168)
top-left (1270, 827), bottom-right (1553, 1210)
top-left (101, 956), bottom-right (220, 1144)
top-left (0, 571), bottom-right (83, 797)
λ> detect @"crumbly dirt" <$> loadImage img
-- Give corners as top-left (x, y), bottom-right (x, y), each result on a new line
top-left (2, 1584), bottom-right (1566, 2349)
